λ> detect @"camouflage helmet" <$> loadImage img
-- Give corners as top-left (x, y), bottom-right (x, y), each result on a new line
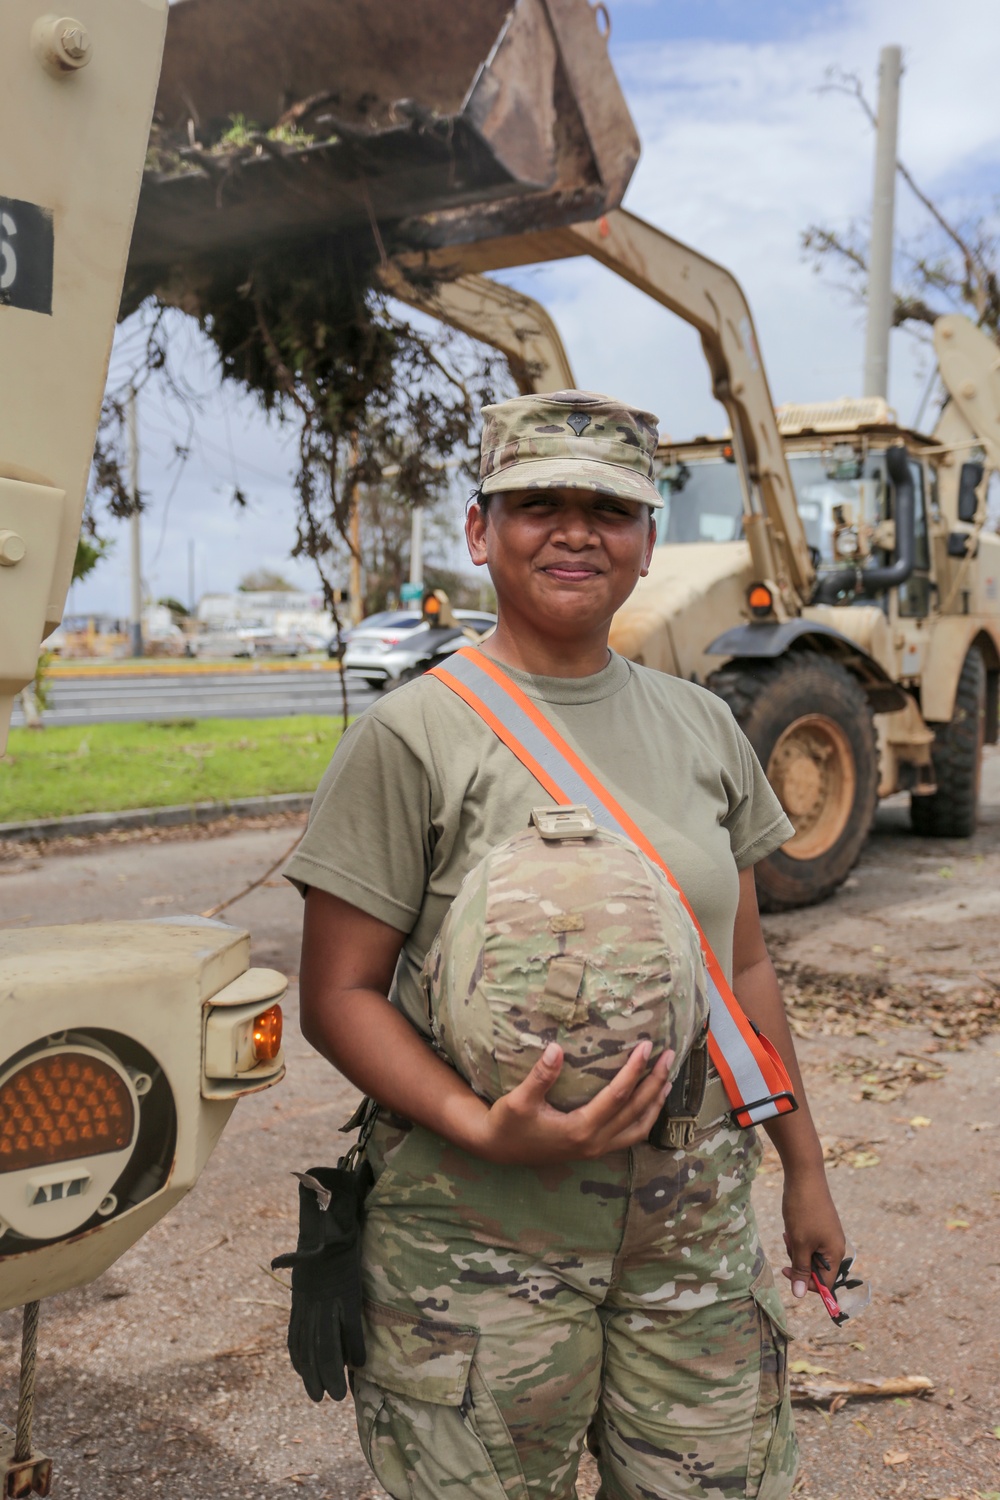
top-left (422, 809), bottom-right (708, 1111)
top-left (479, 389), bottom-right (663, 508)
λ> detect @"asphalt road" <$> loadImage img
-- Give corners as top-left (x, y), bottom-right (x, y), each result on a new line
top-left (10, 669), bottom-right (377, 727)
top-left (1, 753), bottom-right (998, 1498)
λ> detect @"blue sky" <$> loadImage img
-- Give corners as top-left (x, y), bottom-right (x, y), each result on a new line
top-left (606, 1), bottom-right (847, 48)
top-left (71, 0), bottom-right (1000, 617)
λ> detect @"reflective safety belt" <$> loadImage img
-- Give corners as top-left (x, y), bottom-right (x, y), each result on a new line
top-left (428, 647), bottom-right (797, 1129)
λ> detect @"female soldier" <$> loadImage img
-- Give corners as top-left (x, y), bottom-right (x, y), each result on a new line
top-left (287, 390), bottom-right (845, 1499)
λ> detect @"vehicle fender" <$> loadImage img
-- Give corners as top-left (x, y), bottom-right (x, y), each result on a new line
top-left (705, 619), bottom-right (909, 713)
top-left (919, 618), bottom-right (1000, 735)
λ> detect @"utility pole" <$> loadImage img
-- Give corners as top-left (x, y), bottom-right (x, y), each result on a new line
top-left (863, 45), bottom-right (902, 399)
top-left (127, 385), bottom-right (143, 657)
top-left (409, 506), bottom-right (424, 591)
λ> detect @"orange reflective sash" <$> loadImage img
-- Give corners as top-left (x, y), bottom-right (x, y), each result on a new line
top-left (429, 647), bottom-right (797, 1128)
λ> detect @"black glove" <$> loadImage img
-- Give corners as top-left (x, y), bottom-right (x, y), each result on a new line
top-left (271, 1160), bottom-right (374, 1402)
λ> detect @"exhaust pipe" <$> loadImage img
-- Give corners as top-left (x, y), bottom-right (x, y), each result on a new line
top-left (813, 445), bottom-right (914, 602)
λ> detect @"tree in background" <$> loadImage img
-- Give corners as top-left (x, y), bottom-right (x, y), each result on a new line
top-left (158, 596), bottom-right (190, 620)
top-left (199, 232), bottom-right (512, 629)
top-left (74, 533), bottom-right (113, 585)
top-left (802, 68), bottom-right (1000, 350)
top-left (353, 476), bottom-right (453, 615)
top-left (237, 569), bottom-right (296, 593)
top-left (19, 532), bottom-right (114, 727)
top-left (90, 231), bottom-right (514, 712)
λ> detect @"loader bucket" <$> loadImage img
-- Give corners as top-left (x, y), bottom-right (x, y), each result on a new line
top-left (128, 0), bottom-right (639, 295)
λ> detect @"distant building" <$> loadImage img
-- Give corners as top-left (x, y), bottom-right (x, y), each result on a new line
top-left (195, 591), bottom-right (333, 648)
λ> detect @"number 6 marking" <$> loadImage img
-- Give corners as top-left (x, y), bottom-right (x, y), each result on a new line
top-left (0, 211), bottom-right (17, 291)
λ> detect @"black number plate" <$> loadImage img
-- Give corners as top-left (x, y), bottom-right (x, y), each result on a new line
top-left (0, 196), bottom-right (54, 315)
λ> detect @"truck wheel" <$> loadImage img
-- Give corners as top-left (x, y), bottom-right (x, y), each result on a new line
top-left (910, 647), bottom-right (986, 838)
top-left (709, 651), bottom-right (878, 911)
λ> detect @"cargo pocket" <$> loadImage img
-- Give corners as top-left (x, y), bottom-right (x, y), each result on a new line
top-left (353, 1300), bottom-right (528, 1500)
top-left (745, 1273), bottom-right (798, 1500)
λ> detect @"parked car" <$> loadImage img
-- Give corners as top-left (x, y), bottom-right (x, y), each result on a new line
top-left (189, 625), bottom-right (309, 659)
top-left (342, 609), bottom-right (496, 688)
top-left (328, 609), bottom-right (410, 657)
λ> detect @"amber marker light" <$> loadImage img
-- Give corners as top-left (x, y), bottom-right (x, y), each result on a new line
top-left (252, 1006), bottom-right (283, 1065)
top-left (748, 583), bottom-right (774, 619)
top-left (0, 1052), bottom-right (134, 1174)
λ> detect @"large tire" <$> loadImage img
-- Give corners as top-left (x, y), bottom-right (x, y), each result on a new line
top-left (709, 651), bottom-right (878, 912)
top-left (910, 647), bottom-right (986, 838)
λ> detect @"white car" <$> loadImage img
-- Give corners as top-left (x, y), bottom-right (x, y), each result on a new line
top-left (342, 609), bottom-right (496, 688)
top-left (189, 626), bottom-right (314, 660)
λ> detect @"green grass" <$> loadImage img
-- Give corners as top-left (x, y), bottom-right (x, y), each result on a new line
top-left (0, 717), bottom-right (346, 823)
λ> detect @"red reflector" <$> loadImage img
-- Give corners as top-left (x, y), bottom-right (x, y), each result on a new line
top-left (0, 1053), bottom-right (134, 1174)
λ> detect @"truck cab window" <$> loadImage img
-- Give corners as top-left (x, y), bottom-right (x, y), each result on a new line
top-left (656, 459), bottom-right (744, 544)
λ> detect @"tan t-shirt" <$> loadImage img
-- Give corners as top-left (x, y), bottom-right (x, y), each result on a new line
top-left (286, 651), bottom-right (792, 1033)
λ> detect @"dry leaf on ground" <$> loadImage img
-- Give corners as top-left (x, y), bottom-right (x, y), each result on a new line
top-left (830, 1053), bottom-right (947, 1103)
top-left (775, 961), bottom-right (1000, 1046)
top-left (821, 1137), bottom-right (884, 1169)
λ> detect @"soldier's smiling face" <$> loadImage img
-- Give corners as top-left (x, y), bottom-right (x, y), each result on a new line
top-left (465, 486), bottom-right (655, 645)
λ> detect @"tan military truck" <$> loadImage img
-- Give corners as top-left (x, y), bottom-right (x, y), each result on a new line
top-left (0, 9), bottom-right (291, 1490)
top-left (609, 315), bottom-right (1000, 909)
top-left (397, 259), bottom-right (1000, 915)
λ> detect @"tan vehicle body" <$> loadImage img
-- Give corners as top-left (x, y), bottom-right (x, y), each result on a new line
top-left (608, 320), bottom-right (1000, 907)
top-left (0, 15), bottom-right (291, 1429)
top-left (0, 5), bottom-right (648, 1452)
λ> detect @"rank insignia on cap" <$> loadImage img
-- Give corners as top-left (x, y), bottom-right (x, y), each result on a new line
top-left (478, 389), bottom-right (663, 507)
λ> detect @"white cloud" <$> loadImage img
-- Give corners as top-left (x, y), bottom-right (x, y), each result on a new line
top-left (503, 0), bottom-right (1000, 436)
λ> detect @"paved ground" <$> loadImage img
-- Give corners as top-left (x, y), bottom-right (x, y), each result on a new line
top-left (1, 752), bottom-right (999, 1499)
top-left (9, 667), bottom-right (375, 727)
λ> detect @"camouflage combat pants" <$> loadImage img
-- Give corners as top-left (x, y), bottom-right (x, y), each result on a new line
top-left (352, 1077), bottom-right (797, 1500)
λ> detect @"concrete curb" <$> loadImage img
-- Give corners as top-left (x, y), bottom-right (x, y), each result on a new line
top-left (0, 793), bottom-right (313, 844)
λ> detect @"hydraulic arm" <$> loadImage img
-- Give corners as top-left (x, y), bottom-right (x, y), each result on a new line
top-left (395, 208), bottom-right (815, 613)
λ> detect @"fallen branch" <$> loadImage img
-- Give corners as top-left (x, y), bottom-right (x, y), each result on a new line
top-left (791, 1373), bottom-right (934, 1405)
top-left (201, 828), bottom-right (304, 919)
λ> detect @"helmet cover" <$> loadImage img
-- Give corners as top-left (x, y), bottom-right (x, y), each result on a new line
top-left (422, 818), bottom-right (709, 1110)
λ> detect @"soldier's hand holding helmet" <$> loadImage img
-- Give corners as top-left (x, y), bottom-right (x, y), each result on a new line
top-left (421, 816), bottom-right (709, 1165)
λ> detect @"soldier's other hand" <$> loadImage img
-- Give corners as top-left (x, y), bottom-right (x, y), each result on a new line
top-left (779, 1169), bottom-right (845, 1300)
top-left (475, 1040), bottom-right (674, 1166)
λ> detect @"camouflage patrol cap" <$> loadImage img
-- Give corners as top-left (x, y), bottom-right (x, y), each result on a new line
top-left (479, 390), bottom-right (663, 508)
top-left (422, 816), bottom-right (708, 1111)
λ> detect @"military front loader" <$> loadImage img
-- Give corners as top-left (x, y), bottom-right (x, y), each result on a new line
top-left (389, 247), bottom-right (1000, 912)
top-left (611, 314), bottom-right (1000, 910)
